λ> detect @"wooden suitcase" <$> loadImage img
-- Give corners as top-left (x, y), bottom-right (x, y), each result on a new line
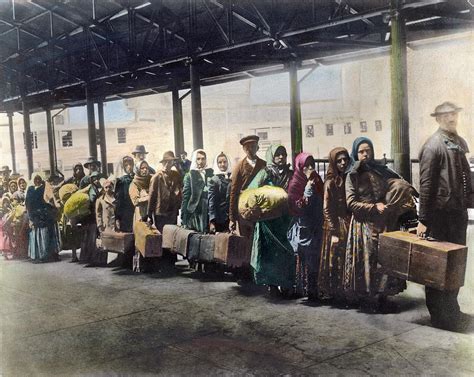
top-left (378, 231), bottom-right (467, 291)
top-left (187, 233), bottom-right (201, 262)
top-left (101, 231), bottom-right (134, 254)
top-left (214, 232), bottom-right (250, 268)
top-left (173, 227), bottom-right (197, 256)
top-left (133, 221), bottom-right (162, 258)
top-left (162, 224), bottom-right (179, 250)
top-left (187, 234), bottom-right (216, 262)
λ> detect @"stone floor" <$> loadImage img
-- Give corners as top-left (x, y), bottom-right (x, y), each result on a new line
top-left (1, 225), bottom-right (473, 376)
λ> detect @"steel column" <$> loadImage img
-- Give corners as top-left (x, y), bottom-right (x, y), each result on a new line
top-left (45, 108), bottom-right (55, 175)
top-left (85, 86), bottom-right (98, 159)
top-left (289, 61), bottom-right (303, 161)
top-left (390, 0), bottom-right (411, 182)
top-left (7, 112), bottom-right (16, 174)
top-left (22, 101), bottom-right (34, 177)
top-left (97, 100), bottom-right (108, 175)
top-left (172, 88), bottom-right (185, 157)
top-left (190, 63), bottom-right (203, 150)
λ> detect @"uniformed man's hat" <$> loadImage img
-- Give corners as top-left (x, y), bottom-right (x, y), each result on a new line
top-left (430, 102), bottom-right (463, 117)
top-left (132, 145), bottom-right (149, 155)
top-left (239, 135), bottom-right (259, 146)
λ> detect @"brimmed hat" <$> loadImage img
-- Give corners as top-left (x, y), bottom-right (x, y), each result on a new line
top-left (430, 102), bottom-right (463, 117)
top-left (239, 135), bottom-right (259, 146)
top-left (0, 165), bottom-right (12, 173)
top-left (84, 157), bottom-right (101, 169)
top-left (132, 145), bottom-right (149, 155)
top-left (160, 151), bottom-right (179, 163)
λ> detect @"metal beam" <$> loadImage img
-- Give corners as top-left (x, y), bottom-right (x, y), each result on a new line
top-left (45, 108), bottom-right (55, 175)
top-left (190, 62), bottom-right (203, 150)
top-left (172, 88), bottom-right (185, 157)
top-left (85, 86), bottom-right (98, 160)
top-left (202, 0), bottom-right (229, 44)
top-left (22, 101), bottom-right (34, 177)
top-left (7, 112), bottom-right (16, 174)
top-left (289, 61), bottom-right (302, 161)
top-left (390, 0), bottom-right (411, 181)
top-left (97, 99), bottom-right (108, 176)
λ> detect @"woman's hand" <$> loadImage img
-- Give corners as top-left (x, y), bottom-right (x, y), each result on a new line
top-left (331, 235), bottom-right (339, 245)
top-left (375, 202), bottom-right (386, 214)
top-left (417, 222), bottom-right (428, 239)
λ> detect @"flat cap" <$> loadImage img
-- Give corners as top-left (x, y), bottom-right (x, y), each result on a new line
top-left (430, 102), bottom-right (462, 117)
top-left (239, 135), bottom-right (259, 145)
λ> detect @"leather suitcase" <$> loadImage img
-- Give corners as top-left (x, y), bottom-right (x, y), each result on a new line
top-left (162, 224), bottom-right (180, 249)
top-left (214, 232), bottom-right (250, 268)
top-left (133, 221), bottom-right (162, 258)
top-left (101, 231), bottom-right (134, 254)
top-left (173, 227), bottom-right (197, 256)
top-left (187, 233), bottom-right (201, 262)
top-left (378, 231), bottom-right (467, 291)
top-left (199, 234), bottom-right (216, 262)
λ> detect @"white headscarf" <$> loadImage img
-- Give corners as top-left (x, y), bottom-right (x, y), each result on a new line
top-left (190, 149), bottom-right (207, 171)
top-left (212, 152), bottom-right (232, 175)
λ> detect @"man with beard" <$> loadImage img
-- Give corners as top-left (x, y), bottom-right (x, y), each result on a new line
top-left (417, 101), bottom-right (472, 332)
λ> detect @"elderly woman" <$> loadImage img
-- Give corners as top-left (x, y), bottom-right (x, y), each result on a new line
top-left (12, 177), bottom-right (27, 204)
top-left (287, 153), bottom-right (324, 300)
top-left (317, 147), bottom-right (351, 302)
top-left (249, 144), bottom-right (295, 295)
top-left (344, 137), bottom-right (411, 312)
top-left (25, 172), bottom-right (60, 263)
top-left (129, 160), bottom-right (152, 225)
top-left (181, 149), bottom-right (214, 233)
top-left (115, 156), bottom-right (135, 232)
top-left (208, 152), bottom-right (232, 233)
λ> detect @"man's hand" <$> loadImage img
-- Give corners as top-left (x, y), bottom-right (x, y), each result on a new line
top-left (417, 222), bottom-right (428, 239)
top-left (375, 202), bottom-right (386, 214)
top-left (229, 220), bottom-right (236, 233)
top-left (209, 222), bottom-right (216, 234)
top-left (331, 235), bottom-right (339, 245)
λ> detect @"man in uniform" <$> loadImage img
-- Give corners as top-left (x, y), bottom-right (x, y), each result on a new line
top-left (229, 135), bottom-right (266, 238)
top-left (417, 101), bottom-right (472, 332)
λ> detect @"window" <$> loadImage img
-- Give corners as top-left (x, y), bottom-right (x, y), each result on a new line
top-left (325, 124), bottom-right (334, 136)
top-left (61, 130), bottom-right (73, 147)
top-left (305, 125), bottom-right (314, 138)
top-left (257, 131), bottom-right (268, 141)
top-left (23, 131), bottom-right (38, 149)
top-left (360, 121), bottom-right (367, 133)
top-left (117, 128), bottom-right (126, 144)
top-left (344, 122), bottom-right (352, 135)
top-left (55, 114), bottom-right (64, 125)
top-left (375, 120), bottom-right (382, 131)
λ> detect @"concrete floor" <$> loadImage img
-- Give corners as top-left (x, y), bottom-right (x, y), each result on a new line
top-left (1, 225), bottom-right (473, 376)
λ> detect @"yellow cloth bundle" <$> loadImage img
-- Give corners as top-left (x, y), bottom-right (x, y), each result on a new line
top-left (59, 183), bottom-right (78, 204)
top-left (63, 191), bottom-right (91, 220)
top-left (238, 185), bottom-right (288, 221)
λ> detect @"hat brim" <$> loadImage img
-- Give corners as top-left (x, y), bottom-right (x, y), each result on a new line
top-left (430, 107), bottom-right (463, 117)
top-left (160, 157), bottom-right (179, 163)
top-left (84, 161), bottom-right (101, 169)
top-left (132, 151), bottom-right (149, 155)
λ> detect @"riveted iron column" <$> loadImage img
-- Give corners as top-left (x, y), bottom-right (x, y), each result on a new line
top-left (190, 62), bottom-right (203, 150)
top-left (97, 99), bottom-right (108, 176)
top-left (22, 101), bottom-right (34, 177)
top-left (7, 112), bottom-right (16, 174)
top-left (45, 108), bottom-right (55, 176)
top-left (390, 0), bottom-right (411, 182)
top-left (85, 86), bottom-right (98, 160)
top-left (172, 88), bottom-right (185, 157)
top-left (289, 61), bottom-right (303, 161)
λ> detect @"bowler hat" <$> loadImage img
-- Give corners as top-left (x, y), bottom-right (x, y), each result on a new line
top-left (160, 151), bottom-right (179, 163)
top-left (239, 135), bottom-right (259, 146)
top-left (430, 102), bottom-right (463, 117)
top-left (132, 145), bottom-right (149, 155)
top-left (84, 157), bottom-right (101, 169)
top-left (0, 165), bottom-right (12, 173)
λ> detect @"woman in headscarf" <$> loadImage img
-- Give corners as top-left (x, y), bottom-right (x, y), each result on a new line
top-left (25, 172), bottom-right (60, 262)
top-left (344, 137), bottom-right (410, 312)
top-left (317, 147), bottom-right (351, 303)
top-left (64, 163), bottom-right (85, 187)
top-left (0, 196), bottom-right (13, 256)
top-left (249, 144), bottom-right (295, 296)
top-left (115, 156), bottom-right (135, 232)
top-left (4, 179), bottom-right (18, 201)
top-left (208, 152), bottom-right (232, 233)
top-left (287, 153), bottom-right (324, 300)
top-left (12, 177), bottom-right (27, 204)
top-left (181, 149), bottom-right (214, 233)
top-left (129, 160), bottom-right (151, 225)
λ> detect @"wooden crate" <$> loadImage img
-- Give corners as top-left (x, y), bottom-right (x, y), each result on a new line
top-left (214, 232), bottom-right (250, 268)
top-left (101, 231), bottom-right (134, 254)
top-left (378, 231), bottom-right (467, 291)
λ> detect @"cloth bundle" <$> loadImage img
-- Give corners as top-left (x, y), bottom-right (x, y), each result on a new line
top-left (63, 191), bottom-right (91, 220)
top-left (59, 183), bottom-right (78, 205)
top-left (238, 185), bottom-right (288, 222)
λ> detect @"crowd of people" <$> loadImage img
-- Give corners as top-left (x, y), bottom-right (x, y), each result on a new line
top-left (0, 101), bottom-right (471, 332)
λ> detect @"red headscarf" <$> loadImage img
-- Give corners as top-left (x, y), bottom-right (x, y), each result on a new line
top-left (288, 152), bottom-right (323, 216)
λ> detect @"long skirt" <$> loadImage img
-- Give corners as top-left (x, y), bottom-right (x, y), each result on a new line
top-left (28, 224), bottom-right (60, 261)
top-left (295, 244), bottom-right (319, 298)
top-left (318, 216), bottom-right (350, 300)
top-left (184, 198), bottom-right (209, 234)
top-left (251, 216), bottom-right (295, 289)
top-left (343, 218), bottom-right (406, 299)
top-left (79, 222), bottom-right (101, 263)
top-left (0, 218), bottom-right (12, 253)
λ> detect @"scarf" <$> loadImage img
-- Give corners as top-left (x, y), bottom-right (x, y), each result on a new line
top-left (212, 152), bottom-right (232, 175)
top-left (265, 144), bottom-right (292, 190)
top-left (190, 149), bottom-right (207, 171)
top-left (132, 161), bottom-right (151, 191)
top-left (288, 153), bottom-right (323, 216)
top-left (325, 147), bottom-right (349, 188)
